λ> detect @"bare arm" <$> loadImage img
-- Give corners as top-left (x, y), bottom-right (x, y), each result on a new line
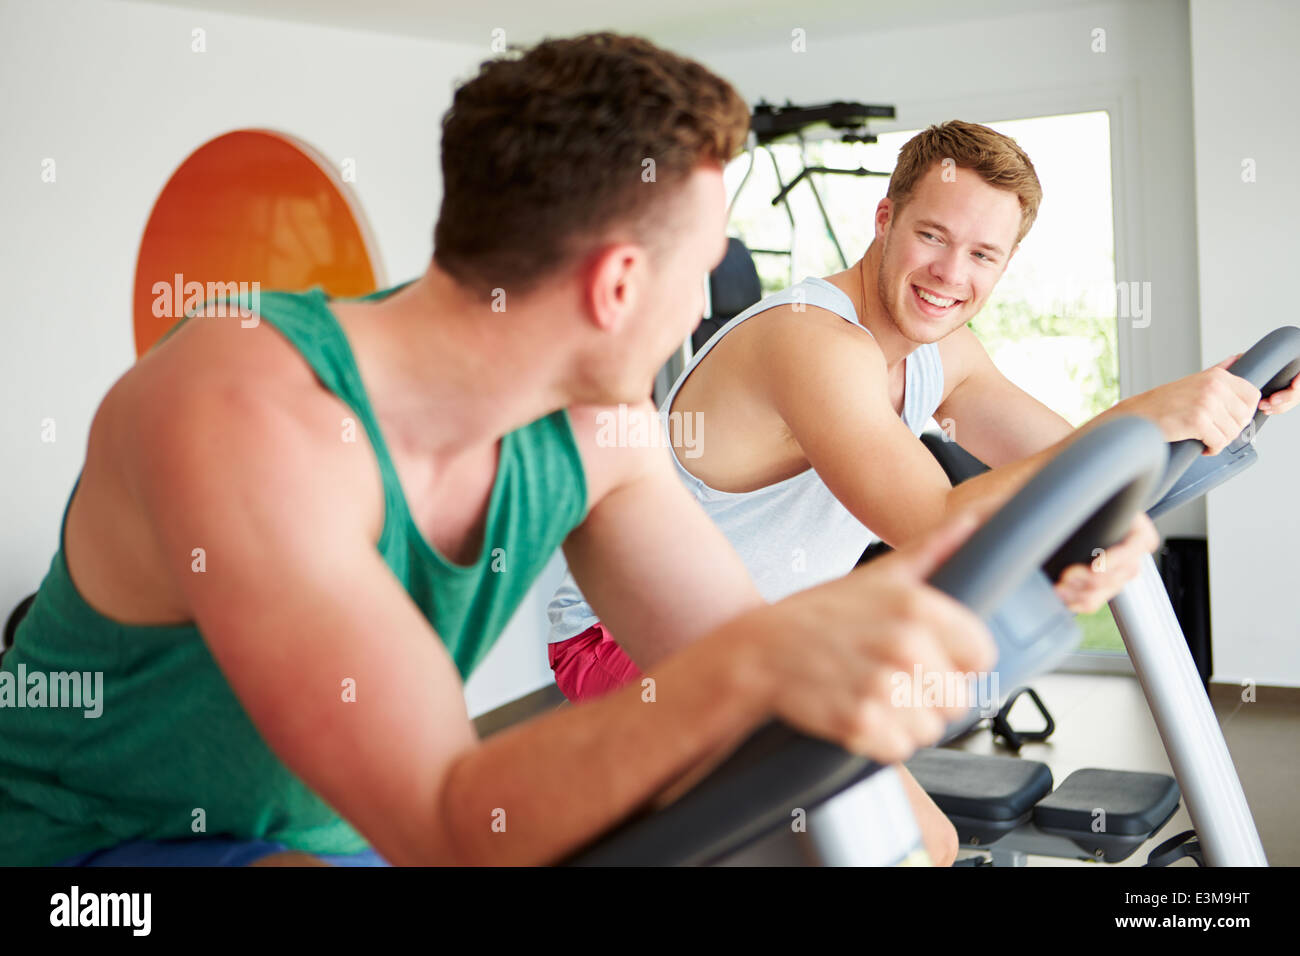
top-left (128, 385), bottom-right (787, 865)
top-left (756, 312), bottom-right (1156, 612)
top-left (758, 312), bottom-right (1015, 544)
top-left (939, 327), bottom-right (1270, 470)
top-left (933, 329), bottom-right (1276, 515)
top-left (933, 325), bottom-right (1079, 512)
top-left (560, 402), bottom-right (764, 668)
top-left (935, 327), bottom-right (1078, 464)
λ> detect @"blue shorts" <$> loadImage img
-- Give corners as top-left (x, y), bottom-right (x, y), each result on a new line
top-left (55, 837), bottom-right (391, 867)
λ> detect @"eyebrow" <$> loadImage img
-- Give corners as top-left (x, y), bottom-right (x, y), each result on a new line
top-left (914, 219), bottom-right (1007, 258)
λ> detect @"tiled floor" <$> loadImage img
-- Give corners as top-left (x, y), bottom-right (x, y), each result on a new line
top-left (947, 673), bottom-right (1298, 867)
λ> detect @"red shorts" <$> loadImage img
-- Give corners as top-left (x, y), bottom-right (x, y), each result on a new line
top-left (548, 622), bottom-right (642, 702)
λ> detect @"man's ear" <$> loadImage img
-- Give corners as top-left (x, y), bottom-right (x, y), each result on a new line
top-left (874, 197), bottom-right (894, 239)
top-left (585, 242), bottom-right (645, 334)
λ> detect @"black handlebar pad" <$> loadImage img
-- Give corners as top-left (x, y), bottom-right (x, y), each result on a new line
top-left (937, 418), bottom-right (1167, 599)
top-left (920, 431), bottom-right (1166, 583)
top-left (563, 417), bottom-right (1167, 866)
top-left (1150, 326), bottom-right (1300, 506)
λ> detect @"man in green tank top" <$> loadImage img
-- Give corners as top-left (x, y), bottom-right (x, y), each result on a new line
top-left (0, 32), bottom-right (997, 866)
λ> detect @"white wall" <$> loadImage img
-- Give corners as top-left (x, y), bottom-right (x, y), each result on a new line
top-left (1190, 0), bottom-right (1300, 686)
top-left (678, 0), bottom-right (1207, 540)
top-left (0, 0), bottom-right (556, 714)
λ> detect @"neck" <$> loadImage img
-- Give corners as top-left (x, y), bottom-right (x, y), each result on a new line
top-left (337, 267), bottom-right (575, 460)
top-left (850, 241), bottom-right (921, 371)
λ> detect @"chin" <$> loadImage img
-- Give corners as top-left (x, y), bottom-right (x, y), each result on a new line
top-left (892, 312), bottom-right (943, 346)
top-left (914, 320), bottom-right (958, 345)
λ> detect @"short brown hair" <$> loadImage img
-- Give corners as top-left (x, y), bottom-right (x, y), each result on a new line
top-left (433, 33), bottom-right (751, 300)
top-left (887, 120), bottom-right (1042, 245)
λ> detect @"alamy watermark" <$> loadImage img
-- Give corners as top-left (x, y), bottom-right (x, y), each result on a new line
top-left (151, 273), bottom-right (261, 327)
top-left (50, 886), bottom-right (150, 936)
top-left (0, 665), bottom-right (103, 718)
top-left (890, 665), bottom-right (1000, 718)
top-left (1055, 276), bottom-right (1153, 329)
top-left (595, 404), bottom-right (704, 459)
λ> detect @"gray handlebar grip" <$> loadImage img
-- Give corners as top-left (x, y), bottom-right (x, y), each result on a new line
top-left (930, 416), bottom-right (1167, 615)
top-left (1229, 325), bottom-right (1300, 396)
top-left (1151, 326), bottom-right (1300, 507)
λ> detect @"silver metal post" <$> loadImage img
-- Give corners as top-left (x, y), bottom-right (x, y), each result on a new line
top-left (1109, 556), bottom-right (1267, 866)
top-left (805, 767), bottom-right (926, 866)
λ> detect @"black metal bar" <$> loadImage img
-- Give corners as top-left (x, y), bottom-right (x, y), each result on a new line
top-left (771, 166), bottom-right (890, 207)
top-left (751, 100), bottom-right (896, 146)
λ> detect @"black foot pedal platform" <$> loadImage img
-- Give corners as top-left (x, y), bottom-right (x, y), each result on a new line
top-left (1034, 768), bottom-right (1181, 862)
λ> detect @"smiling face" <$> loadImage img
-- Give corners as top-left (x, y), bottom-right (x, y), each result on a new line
top-left (875, 161), bottom-right (1024, 344)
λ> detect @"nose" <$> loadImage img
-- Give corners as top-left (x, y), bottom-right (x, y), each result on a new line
top-left (928, 247), bottom-right (967, 296)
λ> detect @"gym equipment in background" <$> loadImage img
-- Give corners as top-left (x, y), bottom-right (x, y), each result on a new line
top-left (656, 101), bottom-right (894, 406)
top-left (739, 100), bottom-right (896, 282)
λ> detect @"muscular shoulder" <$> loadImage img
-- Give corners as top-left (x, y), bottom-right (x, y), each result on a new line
top-left (675, 304), bottom-right (888, 427)
top-left (735, 303), bottom-right (888, 404)
top-left (115, 316), bottom-right (382, 542)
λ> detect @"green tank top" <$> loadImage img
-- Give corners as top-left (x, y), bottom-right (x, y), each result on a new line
top-left (0, 284), bottom-right (588, 865)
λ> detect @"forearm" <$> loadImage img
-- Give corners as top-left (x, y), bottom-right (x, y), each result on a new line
top-left (605, 581), bottom-right (766, 671)
top-left (941, 439), bottom-right (1062, 525)
top-left (562, 465), bottom-right (766, 670)
top-left (938, 409), bottom-right (1131, 523)
top-left (434, 616), bottom-right (774, 865)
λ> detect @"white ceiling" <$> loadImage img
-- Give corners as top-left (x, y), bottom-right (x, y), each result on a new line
top-left (123, 0), bottom-right (1113, 51)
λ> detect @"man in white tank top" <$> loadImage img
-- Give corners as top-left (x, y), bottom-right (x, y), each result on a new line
top-left (548, 121), bottom-right (1294, 864)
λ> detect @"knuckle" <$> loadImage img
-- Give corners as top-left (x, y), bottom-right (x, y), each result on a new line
top-left (896, 588), bottom-right (930, 625)
top-left (854, 698), bottom-right (890, 738)
top-left (838, 705), bottom-right (868, 745)
top-left (917, 710), bottom-right (945, 745)
top-left (858, 663), bottom-right (897, 703)
top-left (888, 622), bottom-right (929, 665)
top-left (876, 731), bottom-right (911, 765)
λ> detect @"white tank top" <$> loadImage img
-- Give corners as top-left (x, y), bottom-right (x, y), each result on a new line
top-left (548, 275), bottom-right (945, 642)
